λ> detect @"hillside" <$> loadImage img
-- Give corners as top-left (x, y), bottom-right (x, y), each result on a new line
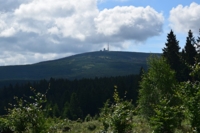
top-left (0, 51), bottom-right (159, 80)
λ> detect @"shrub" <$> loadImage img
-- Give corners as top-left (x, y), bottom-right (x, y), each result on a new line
top-left (149, 97), bottom-right (183, 133)
top-left (6, 87), bottom-right (49, 133)
top-left (99, 88), bottom-right (134, 133)
top-left (85, 114), bottom-right (92, 122)
top-left (0, 117), bottom-right (13, 133)
top-left (87, 124), bottom-right (96, 131)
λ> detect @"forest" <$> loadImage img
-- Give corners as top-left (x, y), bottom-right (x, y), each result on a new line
top-left (0, 29), bottom-right (200, 133)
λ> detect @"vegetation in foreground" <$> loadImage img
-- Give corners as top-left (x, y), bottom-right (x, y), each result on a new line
top-left (1, 29), bottom-right (200, 133)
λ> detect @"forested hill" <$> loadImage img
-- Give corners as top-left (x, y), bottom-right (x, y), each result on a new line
top-left (0, 51), bottom-right (159, 80)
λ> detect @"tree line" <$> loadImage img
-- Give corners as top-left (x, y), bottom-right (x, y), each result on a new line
top-left (0, 74), bottom-right (141, 120)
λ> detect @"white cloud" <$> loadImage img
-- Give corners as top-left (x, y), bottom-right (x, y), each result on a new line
top-left (13, 0), bottom-right (98, 40)
top-left (0, 27), bottom-right (16, 37)
top-left (169, 2), bottom-right (200, 33)
top-left (95, 6), bottom-right (164, 41)
top-left (0, 0), bottom-right (164, 65)
top-left (0, 51), bottom-right (74, 66)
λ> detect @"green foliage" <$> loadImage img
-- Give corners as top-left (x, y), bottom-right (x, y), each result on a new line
top-left (0, 117), bottom-right (12, 133)
top-left (0, 51), bottom-right (152, 80)
top-left (190, 59), bottom-right (200, 79)
top-left (150, 97), bottom-right (183, 133)
top-left (132, 116), bottom-right (152, 133)
top-left (163, 30), bottom-right (182, 81)
top-left (85, 114), bottom-right (92, 122)
top-left (184, 30), bottom-right (197, 65)
top-left (69, 93), bottom-right (83, 120)
top-left (87, 123), bottom-right (96, 131)
top-left (138, 56), bottom-right (185, 132)
top-left (47, 118), bottom-right (70, 133)
top-left (174, 56), bottom-right (200, 132)
top-left (177, 81), bottom-right (200, 132)
top-left (138, 56), bottom-right (177, 118)
top-left (99, 88), bottom-right (134, 133)
top-left (181, 30), bottom-right (197, 81)
top-left (5, 87), bottom-right (49, 133)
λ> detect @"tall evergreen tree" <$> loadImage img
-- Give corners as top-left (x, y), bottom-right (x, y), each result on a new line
top-left (197, 29), bottom-right (200, 47)
top-left (69, 93), bottom-right (83, 120)
top-left (181, 30), bottom-right (197, 81)
top-left (180, 49), bottom-right (189, 81)
top-left (52, 103), bottom-right (60, 117)
top-left (62, 101), bottom-right (70, 118)
top-left (196, 29), bottom-right (200, 60)
top-left (162, 30), bottom-right (181, 81)
top-left (183, 30), bottom-right (197, 65)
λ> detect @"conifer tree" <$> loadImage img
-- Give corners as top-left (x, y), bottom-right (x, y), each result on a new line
top-left (182, 30), bottom-right (197, 81)
top-left (162, 30), bottom-right (181, 81)
top-left (197, 29), bottom-right (200, 47)
top-left (183, 30), bottom-right (197, 65)
top-left (196, 29), bottom-right (200, 60)
top-left (62, 101), bottom-right (70, 118)
top-left (69, 93), bottom-right (83, 120)
top-left (52, 103), bottom-right (60, 117)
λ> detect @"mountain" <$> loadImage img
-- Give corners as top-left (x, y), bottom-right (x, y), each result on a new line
top-left (0, 51), bottom-right (160, 80)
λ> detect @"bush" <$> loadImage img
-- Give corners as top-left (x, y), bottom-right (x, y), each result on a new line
top-left (87, 124), bottom-right (96, 131)
top-left (85, 114), bottom-right (92, 122)
top-left (0, 117), bottom-right (13, 133)
top-left (99, 88), bottom-right (134, 133)
top-left (5, 87), bottom-right (49, 133)
top-left (150, 97), bottom-right (183, 133)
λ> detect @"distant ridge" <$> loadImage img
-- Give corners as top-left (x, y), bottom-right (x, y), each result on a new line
top-left (0, 51), bottom-right (160, 80)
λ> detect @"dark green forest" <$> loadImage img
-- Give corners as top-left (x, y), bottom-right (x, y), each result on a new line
top-left (0, 51), bottom-right (153, 80)
top-left (1, 29), bottom-right (200, 133)
top-left (0, 74), bottom-right (141, 119)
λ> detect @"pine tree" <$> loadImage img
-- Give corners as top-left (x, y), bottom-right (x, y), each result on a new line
top-left (181, 30), bottom-right (197, 81)
top-left (163, 30), bottom-right (181, 81)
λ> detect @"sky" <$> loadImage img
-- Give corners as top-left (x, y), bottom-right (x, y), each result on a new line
top-left (0, 0), bottom-right (200, 65)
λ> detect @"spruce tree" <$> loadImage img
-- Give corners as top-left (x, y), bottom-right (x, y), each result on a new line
top-left (69, 93), bottom-right (83, 120)
top-left (163, 30), bottom-right (181, 81)
top-left (196, 29), bottom-right (200, 60)
top-left (183, 30), bottom-right (197, 65)
top-left (180, 49), bottom-right (188, 81)
top-left (182, 30), bottom-right (197, 81)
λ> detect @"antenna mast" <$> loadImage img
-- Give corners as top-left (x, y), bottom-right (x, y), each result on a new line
top-left (107, 42), bottom-right (109, 51)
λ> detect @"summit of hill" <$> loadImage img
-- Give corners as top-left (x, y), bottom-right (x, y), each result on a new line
top-left (0, 51), bottom-right (160, 80)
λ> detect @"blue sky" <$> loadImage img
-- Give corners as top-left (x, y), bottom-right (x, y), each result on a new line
top-left (0, 0), bottom-right (199, 65)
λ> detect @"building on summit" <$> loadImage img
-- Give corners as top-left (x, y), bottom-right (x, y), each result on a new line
top-left (101, 43), bottom-right (109, 52)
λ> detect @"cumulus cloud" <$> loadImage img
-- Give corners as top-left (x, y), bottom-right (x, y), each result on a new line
top-left (169, 2), bottom-right (200, 33)
top-left (0, 51), bottom-right (74, 65)
top-left (0, 0), bottom-right (164, 65)
top-left (95, 6), bottom-right (164, 41)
